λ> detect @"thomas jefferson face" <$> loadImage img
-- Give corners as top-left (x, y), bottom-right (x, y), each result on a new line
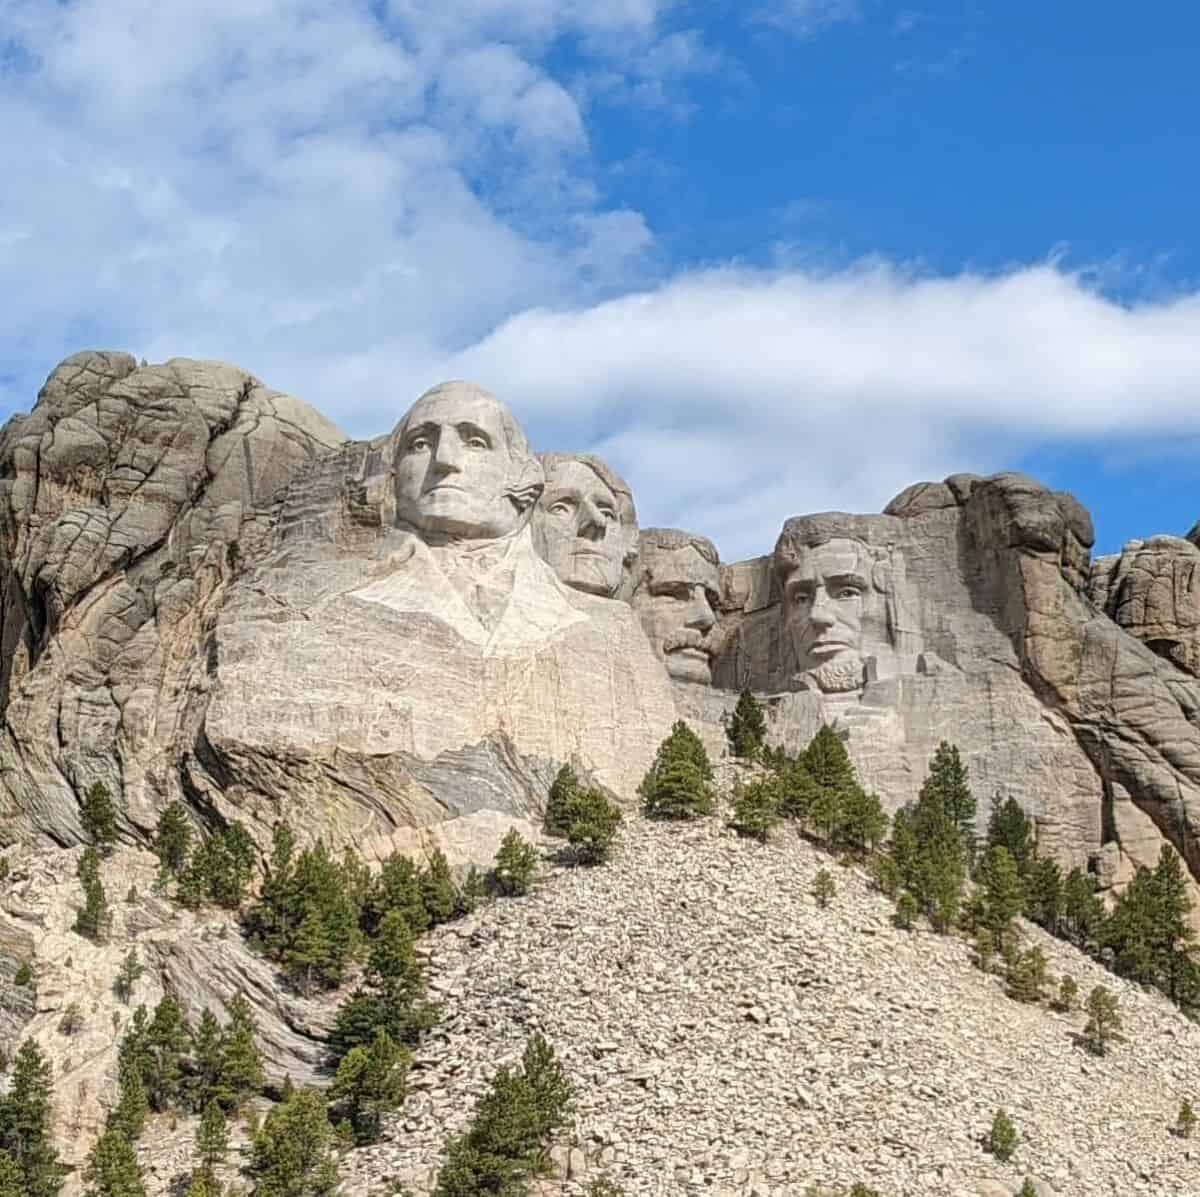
top-left (394, 385), bottom-right (525, 540)
top-left (784, 538), bottom-right (869, 691)
top-left (634, 542), bottom-right (721, 684)
top-left (532, 460), bottom-right (628, 597)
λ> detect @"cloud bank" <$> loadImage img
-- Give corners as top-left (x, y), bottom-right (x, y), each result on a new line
top-left (2, 0), bottom-right (1199, 560)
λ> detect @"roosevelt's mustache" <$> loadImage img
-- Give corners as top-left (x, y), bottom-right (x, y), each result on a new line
top-left (663, 629), bottom-right (714, 655)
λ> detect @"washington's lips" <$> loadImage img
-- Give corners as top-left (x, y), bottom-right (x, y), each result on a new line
top-left (668, 645), bottom-right (711, 661)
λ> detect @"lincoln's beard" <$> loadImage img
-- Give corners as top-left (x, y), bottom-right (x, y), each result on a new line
top-left (799, 652), bottom-right (864, 694)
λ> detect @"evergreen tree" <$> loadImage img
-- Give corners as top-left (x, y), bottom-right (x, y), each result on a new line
top-left (1175, 1098), bottom-right (1196, 1139)
top-left (74, 847), bottom-right (110, 942)
top-left (493, 831), bottom-right (539, 897)
top-left (1054, 975), bottom-right (1079, 1012)
top-left (725, 688), bottom-right (767, 759)
top-left (775, 757), bottom-right (820, 823)
top-left (286, 907), bottom-right (335, 997)
top-left (974, 927), bottom-right (995, 973)
top-left (329, 911), bottom-right (438, 1062)
top-left (328, 1030), bottom-right (410, 1145)
top-left (455, 865), bottom-right (487, 917)
top-left (893, 891), bottom-right (918, 930)
top-left (114, 950), bottom-right (143, 1006)
top-left (183, 1172), bottom-right (222, 1197)
top-left (1148, 845), bottom-right (1197, 1002)
top-left (1082, 986), bottom-right (1124, 1056)
top-left (837, 788), bottom-right (889, 857)
top-left (1005, 945), bottom-right (1048, 1004)
top-left (203, 822), bottom-right (257, 908)
top-left (363, 852), bottom-right (429, 938)
top-left (219, 991), bottom-right (266, 1107)
top-left (189, 1009), bottom-right (225, 1112)
top-left (544, 764), bottom-right (583, 838)
top-left (1062, 867), bottom-right (1106, 948)
top-left (639, 722), bottom-right (715, 819)
top-left (83, 1127), bottom-right (145, 1197)
top-left (729, 777), bottom-right (780, 843)
top-left (986, 795), bottom-right (1035, 876)
top-left (0, 1152), bottom-right (22, 1197)
top-left (564, 789), bottom-right (623, 865)
top-left (144, 996), bottom-right (192, 1112)
top-left (978, 845), bottom-right (1025, 941)
top-left (987, 1109), bottom-right (1018, 1162)
top-left (812, 869), bottom-right (835, 909)
top-left (245, 1088), bottom-right (340, 1196)
top-left (870, 853), bottom-right (901, 899)
top-left (81, 782), bottom-right (119, 853)
top-left (0, 1040), bottom-right (65, 1197)
top-left (196, 1101), bottom-right (229, 1174)
top-left (1024, 856), bottom-right (1064, 933)
top-left (111, 1053), bottom-right (149, 1142)
top-left (421, 850), bottom-right (458, 926)
top-left (1016, 1181), bottom-right (1037, 1197)
top-left (919, 742), bottom-right (976, 860)
top-left (911, 810), bottom-right (967, 933)
top-left (153, 802), bottom-right (193, 880)
top-left (1103, 865), bottom-right (1160, 987)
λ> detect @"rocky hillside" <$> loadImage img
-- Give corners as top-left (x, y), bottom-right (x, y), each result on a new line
top-left (91, 792), bottom-right (1200, 1197)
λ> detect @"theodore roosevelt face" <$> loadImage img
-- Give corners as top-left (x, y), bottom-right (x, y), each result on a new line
top-left (393, 384), bottom-right (526, 540)
top-left (634, 539), bottom-right (721, 685)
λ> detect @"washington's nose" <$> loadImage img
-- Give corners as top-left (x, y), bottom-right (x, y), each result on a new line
top-left (432, 434), bottom-right (463, 475)
top-left (577, 499), bottom-right (607, 541)
top-left (685, 586), bottom-right (716, 633)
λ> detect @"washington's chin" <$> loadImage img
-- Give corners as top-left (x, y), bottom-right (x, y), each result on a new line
top-left (664, 647), bottom-right (713, 684)
top-left (562, 557), bottom-right (622, 597)
top-left (399, 496), bottom-right (518, 540)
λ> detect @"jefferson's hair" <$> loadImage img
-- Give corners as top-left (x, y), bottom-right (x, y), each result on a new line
top-left (539, 453), bottom-right (639, 558)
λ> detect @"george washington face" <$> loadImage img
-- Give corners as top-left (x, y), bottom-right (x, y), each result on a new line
top-left (393, 383), bottom-right (533, 541)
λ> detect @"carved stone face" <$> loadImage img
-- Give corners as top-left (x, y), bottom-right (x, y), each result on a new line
top-left (634, 540), bottom-right (721, 684)
top-left (783, 538), bottom-right (870, 692)
top-left (532, 459), bottom-right (631, 597)
top-left (393, 384), bottom-right (528, 540)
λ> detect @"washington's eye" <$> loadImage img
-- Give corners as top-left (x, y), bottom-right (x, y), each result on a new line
top-left (834, 586), bottom-right (862, 600)
top-left (599, 507), bottom-right (616, 521)
top-left (407, 435), bottom-right (431, 452)
top-left (466, 436), bottom-right (489, 450)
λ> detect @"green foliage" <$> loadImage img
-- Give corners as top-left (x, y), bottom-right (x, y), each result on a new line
top-left (1024, 856), bottom-right (1064, 934)
top-left (802, 726), bottom-right (857, 844)
top-left (639, 722), bottom-right (715, 819)
top-left (849, 1187), bottom-right (882, 1197)
top-left (1082, 986), bottom-right (1124, 1056)
top-left (544, 765), bottom-right (583, 838)
top-left (421, 850), bottom-right (458, 925)
top-left (1061, 867), bottom-right (1106, 949)
top-left (114, 950), bottom-right (143, 1005)
top-left (196, 1101), bottom-right (229, 1173)
top-left (919, 742), bottom-right (976, 860)
top-left (564, 790), bottom-right (623, 865)
top-left (0, 858), bottom-right (8, 885)
top-left (493, 831), bottom-right (539, 897)
top-left (987, 1108), bottom-right (1018, 1162)
top-left (189, 1010), bottom-right (225, 1113)
top-left (432, 1032), bottom-right (573, 1197)
top-left (144, 996), bottom-right (192, 1112)
top-left (812, 868), bottom-right (836, 909)
top-left (1005, 945), bottom-right (1048, 1004)
top-left (974, 927), bottom-right (995, 973)
top-left (111, 1045), bottom-right (149, 1142)
top-left (893, 891), bottom-right (918, 931)
top-left (13, 962), bottom-right (31, 987)
top-left (978, 846), bottom-right (1025, 940)
top-left (153, 803), bottom-right (193, 880)
top-left (245, 1087), bottom-right (340, 1197)
top-left (1054, 975), bottom-right (1079, 1012)
top-left (729, 777), bottom-right (781, 842)
top-left (456, 866), bottom-right (487, 917)
top-left (362, 852), bottom-right (428, 937)
top-left (1176, 1098), bottom-right (1197, 1139)
top-left (220, 991), bottom-right (266, 1107)
top-left (81, 781), bottom-right (119, 853)
top-left (58, 1002), bottom-right (83, 1036)
top-left (328, 1030), bottom-right (409, 1145)
top-left (870, 853), bottom-right (901, 899)
top-left (0, 1151), bottom-right (23, 1197)
top-left (178, 822), bottom-right (257, 910)
top-left (726, 688), bottom-right (767, 759)
top-left (0, 1039), bottom-right (66, 1196)
top-left (245, 833), bottom-right (361, 993)
top-left (837, 787), bottom-right (889, 858)
top-left (329, 911), bottom-right (438, 1063)
top-left (986, 795), bottom-right (1035, 877)
top-left (74, 847), bottom-right (110, 942)
top-left (1017, 1180), bottom-right (1037, 1197)
top-left (83, 1126), bottom-right (145, 1197)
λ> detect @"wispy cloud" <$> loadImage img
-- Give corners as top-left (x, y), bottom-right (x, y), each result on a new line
top-left (751, 0), bottom-right (860, 39)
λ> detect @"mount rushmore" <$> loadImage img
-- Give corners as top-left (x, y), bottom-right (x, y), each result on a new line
top-left (3, 349), bottom-right (1200, 909)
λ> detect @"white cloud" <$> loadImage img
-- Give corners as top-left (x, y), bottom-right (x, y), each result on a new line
top-left (751, 0), bottom-right (860, 38)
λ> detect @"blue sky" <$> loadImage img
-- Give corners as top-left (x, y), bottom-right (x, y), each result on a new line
top-left (2, 0), bottom-right (1198, 560)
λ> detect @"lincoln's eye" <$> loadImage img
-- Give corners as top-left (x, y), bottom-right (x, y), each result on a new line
top-left (791, 588), bottom-right (813, 606)
top-left (834, 586), bottom-right (862, 600)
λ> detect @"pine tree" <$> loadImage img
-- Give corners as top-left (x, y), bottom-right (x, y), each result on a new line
top-left (1054, 975), bottom-right (1079, 1012)
top-left (987, 1108), bottom-right (1018, 1161)
top-left (812, 869), bottom-right (835, 909)
top-left (978, 845), bottom-right (1025, 941)
top-left (639, 722), bottom-right (715, 819)
top-left (421, 850), bottom-right (458, 926)
top-left (219, 991), bottom-right (265, 1107)
top-left (729, 777), bottom-right (780, 843)
top-left (1017, 1180), bottom-right (1037, 1197)
top-left (111, 1053), bottom-right (149, 1142)
top-left (286, 907), bottom-right (334, 997)
top-left (153, 803), bottom-right (193, 881)
top-left (0, 1040), bottom-right (65, 1197)
top-left (245, 1088), bottom-right (340, 1196)
top-left (113, 950), bottom-right (143, 1006)
top-left (0, 1152), bottom-right (22, 1197)
top-left (919, 742), bottom-right (976, 860)
top-left (564, 789), bottom-right (623, 865)
top-left (83, 1127), bottom-right (145, 1197)
top-left (493, 830), bottom-right (539, 897)
top-left (74, 847), bottom-right (110, 942)
top-left (801, 725), bottom-right (860, 843)
top-left (1148, 845), bottom-right (1197, 1002)
top-left (363, 852), bottom-right (429, 938)
top-left (196, 1101), bottom-right (229, 1174)
top-left (986, 795), bottom-right (1035, 876)
top-left (189, 1010), bottom-right (225, 1112)
top-left (775, 757), bottom-right (820, 823)
top-left (329, 911), bottom-right (438, 1062)
top-left (1083, 986), bottom-right (1124, 1056)
top-left (328, 1030), bottom-right (410, 1145)
top-left (80, 782), bottom-right (118, 853)
top-left (1103, 866), bottom-right (1159, 987)
top-left (1062, 867), bottom-right (1106, 947)
top-left (893, 891), bottom-right (918, 930)
top-left (974, 927), bottom-right (995, 973)
top-left (1175, 1098), bottom-right (1197, 1139)
top-left (1005, 945), bottom-right (1048, 1004)
top-left (837, 787), bottom-right (889, 857)
top-left (544, 764), bottom-right (583, 838)
top-left (144, 996), bottom-right (192, 1112)
top-left (204, 821), bottom-right (257, 908)
top-left (1024, 856), bottom-right (1064, 933)
top-left (726, 688), bottom-right (767, 759)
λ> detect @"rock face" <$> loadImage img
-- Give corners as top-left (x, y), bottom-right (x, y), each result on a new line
top-left (4, 351), bottom-right (1200, 906)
